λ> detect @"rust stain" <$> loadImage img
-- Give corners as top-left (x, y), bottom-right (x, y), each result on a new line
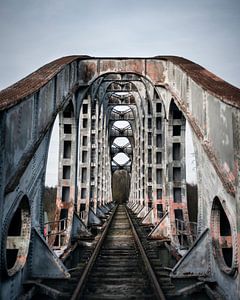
top-left (100, 59), bottom-right (148, 76)
top-left (79, 61), bottom-right (97, 83)
top-left (100, 60), bottom-right (117, 73)
top-left (202, 140), bottom-right (236, 196)
top-left (156, 56), bottom-right (240, 109)
top-left (0, 55), bottom-right (89, 111)
top-left (146, 60), bottom-right (165, 83)
top-left (124, 59), bottom-right (144, 74)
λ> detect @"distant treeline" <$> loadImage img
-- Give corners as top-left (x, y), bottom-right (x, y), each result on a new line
top-left (43, 186), bottom-right (57, 222)
top-left (43, 183), bottom-right (198, 223)
top-left (112, 170), bottom-right (130, 204)
top-left (186, 183), bottom-right (198, 223)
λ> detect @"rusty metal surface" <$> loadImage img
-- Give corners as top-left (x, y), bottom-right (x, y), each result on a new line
top-left (157, 55), bottom-right (240, 109)
top-left (0, 55), bottom-right (89, 111)
top-left (1, 52), bottom-right (238, 300)
top-left (0, 55), bottom-right (239, 111)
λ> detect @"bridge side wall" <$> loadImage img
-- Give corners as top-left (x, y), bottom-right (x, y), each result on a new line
top-left (0, 64), bottom-right (78, 299)
top-left (165, 61), bottom-right (239, 299)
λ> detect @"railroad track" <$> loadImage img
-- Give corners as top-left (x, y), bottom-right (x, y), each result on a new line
top-left (24, 204), bottom-right (165, 300)
top-left (22, 204), bottom-right (218, 300)
top-left (74, 204), bottom-right (165, 300)
top-left (127, 206), bottom-right (223, 300)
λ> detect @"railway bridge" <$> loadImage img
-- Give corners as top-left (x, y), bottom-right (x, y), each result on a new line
top-left (0, 56), bottom-right (239, 299)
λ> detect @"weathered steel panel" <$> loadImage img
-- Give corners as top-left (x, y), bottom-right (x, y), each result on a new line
top-left (5, 96), bottom-right (34, 178)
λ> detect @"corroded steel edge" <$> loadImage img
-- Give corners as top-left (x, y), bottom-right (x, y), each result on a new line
top-left (0, 56), bottom-right (239, 111)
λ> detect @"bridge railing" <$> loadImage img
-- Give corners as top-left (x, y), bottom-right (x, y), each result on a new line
top-left (175, 218), bottom-right (197, 248)
top-left (43, 218), bottom-right (69, 249)
top-left (79, 210), bottom-right (88, 220)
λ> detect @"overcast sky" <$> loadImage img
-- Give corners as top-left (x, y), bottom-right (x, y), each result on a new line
top-left (0, 0), bottom-right (239, 90)
top-left (0, 0), bottom-right (239, 185)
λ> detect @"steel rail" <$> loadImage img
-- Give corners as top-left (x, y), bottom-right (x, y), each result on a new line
top-left (125, 206), bottom-right (166, 300)
top-left (70, 204), bottom-right (118, 300)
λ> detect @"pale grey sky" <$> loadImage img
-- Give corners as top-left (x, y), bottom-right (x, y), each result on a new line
top-left (0, 0), bottom-right (239, 90)
top-left (0, 0), bottom-right (239, 185)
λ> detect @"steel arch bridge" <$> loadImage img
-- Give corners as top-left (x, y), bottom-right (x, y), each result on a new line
top-left (0, 56), bottom-right (239, 299)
